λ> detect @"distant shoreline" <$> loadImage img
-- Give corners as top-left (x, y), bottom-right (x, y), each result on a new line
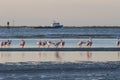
top-left (0, 26), bottom-right (120, 28)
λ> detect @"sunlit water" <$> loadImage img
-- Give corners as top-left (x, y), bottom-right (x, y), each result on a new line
top-left (0, 51), bottom-right (120, 63)
top-left (0, 51), bottom-right (120, 80)
top-left (0, 39), bottom-right (120, 80)
top-left (0, 27), bottom-right (120, 80)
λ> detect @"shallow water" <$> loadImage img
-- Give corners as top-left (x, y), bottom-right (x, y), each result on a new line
top-left (0, 27), bottom-right (120, 79)
top-left (0, 51), bottom-right (119, 80)
top-left (0, 39), bottom-right (118, 48)
top-left (0, 51), bottom-right (120, 63)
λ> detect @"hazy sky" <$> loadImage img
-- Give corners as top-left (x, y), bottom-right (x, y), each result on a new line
top-left (0, 0), bottom-right (120, 26)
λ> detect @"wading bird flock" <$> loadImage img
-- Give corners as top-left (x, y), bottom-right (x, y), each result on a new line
top-left (0, 40), bottom-right (12, 47)
top-left (0, 38), bottom-right (120, 48)
top-left (0, 40), bottom-right (65, 48)
top-left (77, 38), bottom-right (92, 47)
top-left (36, 40), bottom-right (65, 48)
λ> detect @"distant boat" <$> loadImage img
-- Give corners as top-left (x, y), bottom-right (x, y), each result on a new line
top-left (31, 22), bottom-right (63, 28)
top-left (52, 22), bottom-right (63, 28)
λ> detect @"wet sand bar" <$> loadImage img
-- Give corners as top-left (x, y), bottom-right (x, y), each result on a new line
top-left (0, 47), bottom-right (120, 51)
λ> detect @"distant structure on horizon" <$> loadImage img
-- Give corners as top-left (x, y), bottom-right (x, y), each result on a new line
top-left (52, 21), bottom-right (63, 28)
top-left (7, 21), bottom-right (10, 27)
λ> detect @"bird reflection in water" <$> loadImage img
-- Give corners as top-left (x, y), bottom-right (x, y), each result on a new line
top-left (0, 53), bottom-right (11, 62)
top-left (38, 52), bottom-right (41, 58)
top-left (117, 51), bottom-right (120, 58)
top-left (22, 53), bottom-right (25, 59)
top-left (1, 53), bottom-right (11, 58)
top-left (79, 52), bottom-right (84, 57)
top-left (0, 53), bottom-right (3, 58)
top-left (55, 51), bottom-right (62, 61)
top-left (86, 51), bottom-right (92, 60)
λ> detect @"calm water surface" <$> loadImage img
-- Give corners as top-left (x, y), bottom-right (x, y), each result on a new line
top-left (0, 27), bottom-right (120, 80)
top-left (0, 51), bottom-right (120, 80)
top-left (0, 51), bottom-right (120, 63)
top-left (0, 39), bottom-right (118, 47)
top-left (0, 27), bottom-right (120, 38)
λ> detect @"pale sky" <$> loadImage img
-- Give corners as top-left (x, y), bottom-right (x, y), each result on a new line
top-left (0, 0), bottom-right (120, 26)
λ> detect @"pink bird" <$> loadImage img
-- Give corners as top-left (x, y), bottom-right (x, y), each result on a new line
top-left (46, 41), bottom-right (51, 48)
top-left (77, 41), bottom-right (83, 47)
top-left (36, 41), bottom-right (41, 48)
top-left (61, 40), bottom-right (65, 47)
top-left (20, 40), bottom-right (25, 48)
